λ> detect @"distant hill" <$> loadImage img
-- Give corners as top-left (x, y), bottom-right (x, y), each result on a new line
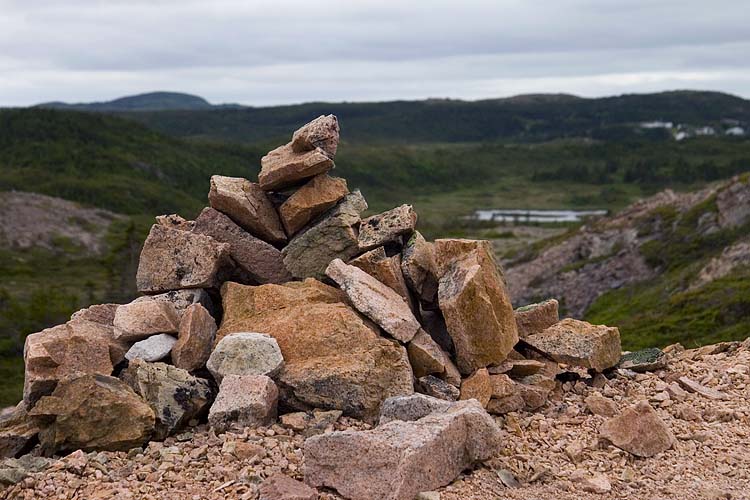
top-left (36, 91), bottom-right (220, 112)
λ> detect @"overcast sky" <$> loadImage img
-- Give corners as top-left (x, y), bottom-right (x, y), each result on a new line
top-left (1, 0), bottom-right (749, 106)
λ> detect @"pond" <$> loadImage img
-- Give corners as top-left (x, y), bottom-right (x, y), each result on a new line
top-left (469, 208), bottom-right (608, 223)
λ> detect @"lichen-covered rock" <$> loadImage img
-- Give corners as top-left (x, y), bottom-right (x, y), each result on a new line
top-left (144, 289), bottom-right (215, 319)
top-left (217, 280), bottom-right (413, 421)
top-left (350, 246), bottom-right (415, 310)
top-left (378, 394), bottom-right (454, 425)
top-left (434, 239), bottom-right (518, 374)
top-left (136, 224), bottom-right (230, 293)
top-left (28, 374), bottom-right (155, 454)
top-left (70, 303), bottom-right (119, 325)
top-left (401, 231), bottom-right (439, 309)
top-left (120, 360), bottom-right (212, 440)
top-left (358, 204), bottom-right (417, 251)
top-left (304, 399), bottom-right (502, 500)
top-left (172, 303), bottom-right (217, 372)
top-left (600, 400), bottom-right (674, 457)
top-left (525, 318), bottom-right (621, 372)
top-left (279, 174), bottom-right (348, 235)
top-left (259, 144), bottom-right (334, 191)
top-left (417, 375), bottom-right (460, 402)
top-left (193, 207), bottom-right (291, 284)
top-left (618, 348), bottom-right (667, 372)
top-left (282, 191), bottom-right (367, 280)
top-left (113, 297), bottom-right (179, 342)
top-left (514, 299), bottom-right (559, 339)
top-left (291, 114), bottom-right (340, 157)
top-left (207, 332), bottom-right (284, 383)
top-left (208, 375), bottom-right (278, 432)
top-left (124, 334), bottom-right (177, 362)
top-left (326, 258), bottom-right (421, 342)
top-left (208, 175), bottom-right (286, 245)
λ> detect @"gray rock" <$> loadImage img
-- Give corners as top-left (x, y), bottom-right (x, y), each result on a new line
top-left (208, 375), bottom-right (278, 432)
top-left (0, 403), bottom-right (39, 458)
top-left (0, 455), bottom-right (51, 485)
top-left (120, 360), bottom-right (213, 440)
top-left (358, 204), bottom-right (418, 251)
top-left (379, 394), bottom-right (453, 425)
top-left (125, 334), bottom-right (177, 362)
top-left (207, 332), bottom-right (284, 383)
top-left (618, 348), bottom-right (667, 372)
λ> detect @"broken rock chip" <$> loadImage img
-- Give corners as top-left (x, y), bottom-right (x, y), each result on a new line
top-left (291, 114), bottom-right (340, 157)
top-left (600, 400), bottom-right (674, 457)
top-left (417, 375), bottom-right (460, 402)
top-left (120, 360), bottom-right (212, 440)
top-left (282, 190), bottom-right (367, 280)
top-left (259, 144), bottom-right (334, 191)
top-left (585, 393), bottom-right (618, 417)
top-left (279, 174), bottom-right (348, 235)
top-left (407, 329), bottom-right (449, 378)
top-left (350, 246), bottom-right (415, 310)
top-left (208, 375), bottom-right (278, 433)
top-left (172, 303), bottom-right (217, 372)
top-left (114, 297), bottom-right (179, 342)
top-left (401, 232), bottom-right (439, 308)
top-left (378, 394), bottom-right (453, 425)
top-left (514, 299), bottom-right (559, 339)
top-left (124, 333), bottom-right (177, 362)
top-left (435, 239), bottom-right (518, 375)
top-left (217, 280), bottom-right (413, 421)
top-left (525, 318), bottom-right (621, 372)
top-left (207, 332), bottom-right (284, 384)
top-left (145, 289), bottom-right (215, 319)
top-left (136, 224), bottom-right (230, 293)
top-left (304, 399), bottom-right (502, 500)
top-left (459, 368), bottom-right (492, 408)
top-left (208, 175), bottom-right (286, 245)
top-left (358, 204), bottom-right (418, 251)
top-left (28, 374), bottom-right (155, 454)
top-left (279, 409), bottom-right (342, 437)
top-left (326, 258), bottom-right (421, 342)
top-left (259, 472), bottom-right (319, 500)
top-left (70, 303), bottom-right (119, 326)
top-left (193, 207), bottom-right (291, 284)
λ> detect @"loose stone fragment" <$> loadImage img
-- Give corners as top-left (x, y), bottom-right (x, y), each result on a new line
top-left (525, 318), bottom-right (622, 372)
top-left (113, 297), bottom-right (179, 342)
top-left (489, 374), bottom-right (515, 399)
top-left (279, 174), bottom-right (348, 235)
top-left (136, 224), bottom-right (230, 293)
top-left (350, 246), bottom-right (415, 310)
top-left (401, 232), bottom-right (439, 308)
top-left (70, 303), bottom-right (119, 325)
top-left (28, 374), bottom-right (155, 454)
top-left (378, 394), bottom-right (454, 425)
top-left (358, 204), bottom-right (418, 251)
top-left (417, 375), bottom-right (460, 401)
top-left (120, 360), bottom-right (212, 440)
top-left (514, 299), bottom-right (559, 338)
top-left (0, 404), bottom-right (39, 459)
top-left (600, 400), bottom-right (674, 457)
top-left (259, 472), bottom-right (318, 500)
top-left (145, 289), bottom-right (215, 318)
top-left (0, 456), bottom-right (51, 486)
top-left (208, 175), bottom-right (286, 244)
top-left (172, 303), bottom-right (216, 372)
top-left (619, 347), bottom-right (667, 372)
top-left (326, 258), bottom-right (421, 342)
top-left (208, 375), bottom-right (278, 432)
top-left (435, 239), bottom-right (518, 374)
top-left (407, 330), bottom-right (448, 378)
top-left (677, 376), bottom-right (730, 400)
top-left (279, 410), bottom-right (342, 437)
top-left (585, 393), bottom-right (618, 417)
top-left (486, 394), bottom-right (524, 415)
top-left (304, 399), bottom-right (502, 500)
top-left (291, 114), bottom-right (340, 157)
top-left (193, 207), bottom-right (291, 284)
top-left (207, 332), bottom-right (284, 383)
top-left (124, 334), bottom-right (177, 362)
top-left (459, 368), bottom-right (492, 408)
top-left (155, 213), bottom-right (194, 230)
top-left (259, 144), bottom-right (334, 191)
top-left (282, 191), bottom-right (368, 280)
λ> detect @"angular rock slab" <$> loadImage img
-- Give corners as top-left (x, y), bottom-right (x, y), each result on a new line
top-left (279, 174), bottom-right (348, 235)
top-left (291, 114), bottom-right (340, 157)
top-left (207, 332), bottom-right (284, 383)
top-left (514, 299), bottom-right (559, 339)
top-left (70, 303), bottom-right (118, 325)
top-left (282, 191), bottom-right (367, 280)
top-left (217, 280), bottom-right (413, 421)
top-left (401, 231), bottom-right (439, 308)
top-left (407, 329), bottom-right (449, 378)
top-left (259, 144), bottom-right (334, 191)
top-left (208, 175), bottom-right (286, 245)
top-left (23, 320), bottom-right (116, 409)
top-left (379, 394), bottom-right (453, 425)
top-left (600, 400), bottom-right (674, 457)
top-left (435, 239), bottom-right (518, 375)
top-left (172, 303), bottom-right (217, 372)
top-left (121, 360), bottom-right (212, 440)
top-left (525, 318), bottom-right (621, 372)
top-left (28, 374), bottom-right (155, 454)
top-left (208, 375), bottom-right (278, 432)
top-left (350, 246), bottom-right (415, 311)
top-left (136, 224), bottom-right (230, 293)
top-left (193, 207), bottom-right (291, 284)
top-left (304, 399), bottom-right (502, 500)
top-left (124, 334), bottom-right (177, 362)
top-left (358, 204), bottom-right (417, 251)
top-left (145, 289), bottom-right (215, 319)
top-left (326, 258), bottom-right (421, 342)
top-left (417, 375), bottom-right (460, 401)
top-left (459, 368), bottom-right (492, 408)
top-left (0, 404), bottom-right (40, 459)
top-left (114, 297), bottom-right (179, 342)
top-left (259, 472), bottom-right (319, 500)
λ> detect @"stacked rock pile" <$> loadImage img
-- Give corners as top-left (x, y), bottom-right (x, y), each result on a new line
top-left (1, 116), bottom-right (629, 499)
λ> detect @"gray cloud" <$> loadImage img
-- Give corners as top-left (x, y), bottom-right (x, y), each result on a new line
top-left (0, 0), bottom-right (749, 105)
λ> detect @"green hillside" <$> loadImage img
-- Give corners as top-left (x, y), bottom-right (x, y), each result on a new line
top-left (37, 91), bottom-right (215, 112)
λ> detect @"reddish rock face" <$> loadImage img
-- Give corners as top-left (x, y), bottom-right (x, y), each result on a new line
top-left (291, 114), bottom-right (340, 157)
top-left (459, 368), bottom-right (492, 408)
top-left (279, 174), bottom-right (348, 235)
top-left (172, 304), bottom-right (216, 372)
top-left (113, 297), bottom-right (180, 342)
top-left (401, 231), bottom-right (439, 309)
top-left (600, 400), bottom-right (674, 457)
top-left (350, 246), bottom-right (415, 311)
top-left (259, 145), bottom-right (334, 191)
top-left (407, 329), bottom-right (449, 378)
top-left (434, 239), bottom-right (518, 375)
top-left (514, 299), bottom-right (559, 339)
top-left (208, 175), bottom-right (286, 245)
top-left (208, 375), bottom-right (278, 433)
top-left (358, 204), bottom-right (418, 251)
top-left (259, 472), bottom-right (318, 500)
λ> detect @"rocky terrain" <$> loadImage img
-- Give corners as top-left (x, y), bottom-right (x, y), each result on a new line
top-left (1, 116), bottom-right (748, 500)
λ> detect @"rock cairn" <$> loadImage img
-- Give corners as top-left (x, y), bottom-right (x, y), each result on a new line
top-left (2, 115), bottom-right (632, 499)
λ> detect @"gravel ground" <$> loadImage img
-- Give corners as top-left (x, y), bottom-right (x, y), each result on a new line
top-left (3, 339), bottom-right (749, 500)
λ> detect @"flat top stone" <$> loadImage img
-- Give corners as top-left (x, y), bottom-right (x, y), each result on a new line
top-left (291, 114), bottom-right (340, 157)
top-left (358, 204), bottom-right (417, 251)
top-left (279, 174), bottom-right (349, 235)
top-left (207, 332), bottom-right (284, 383)
top-left (259, 144), bottom-right (334, 191)
top-left (125, 334), bottom-right (177, 362)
